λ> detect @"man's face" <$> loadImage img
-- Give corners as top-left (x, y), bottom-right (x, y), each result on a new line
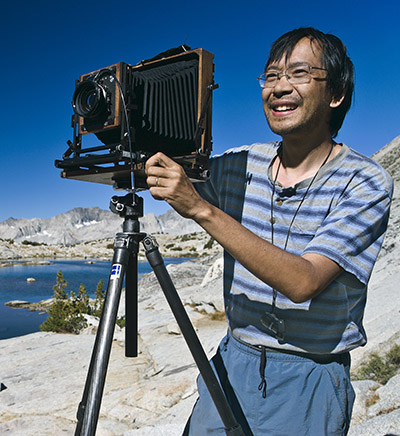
top-left (262, 38), bottom-right (337, 140)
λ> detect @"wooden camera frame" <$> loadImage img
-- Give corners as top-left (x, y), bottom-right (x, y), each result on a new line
top-left (55, 47), bottom-right (216, 190)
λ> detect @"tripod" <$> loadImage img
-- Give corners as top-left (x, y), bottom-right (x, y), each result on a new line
top-left (74, 193), bottom-right (244, 436)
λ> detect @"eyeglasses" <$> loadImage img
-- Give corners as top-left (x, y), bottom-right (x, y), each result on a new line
top-left (257, 63), bottom-right (327, 88)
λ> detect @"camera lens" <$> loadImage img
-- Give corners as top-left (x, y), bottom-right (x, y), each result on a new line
top-left (72, 80), bottom-right (108, 119)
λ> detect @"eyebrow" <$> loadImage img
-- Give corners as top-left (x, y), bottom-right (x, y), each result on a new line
top-left (266, 61), bottom-right (310, 71)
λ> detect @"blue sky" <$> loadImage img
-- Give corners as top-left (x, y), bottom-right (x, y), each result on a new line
top-left (1, 0), bottom-right (399, 222)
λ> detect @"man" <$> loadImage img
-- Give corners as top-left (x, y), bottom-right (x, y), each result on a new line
top-left (145, 28), bottom-right (393, 435)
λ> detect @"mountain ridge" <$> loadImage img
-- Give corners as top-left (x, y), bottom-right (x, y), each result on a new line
top-left (0, 206), bottom-right (202, 245)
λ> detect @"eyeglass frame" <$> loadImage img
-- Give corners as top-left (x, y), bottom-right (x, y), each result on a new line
top-left (257, 63), bottom-right (328, 88)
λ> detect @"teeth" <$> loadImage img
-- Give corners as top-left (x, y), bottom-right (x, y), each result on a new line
top-left (275, 105), bottom-right (296, 111)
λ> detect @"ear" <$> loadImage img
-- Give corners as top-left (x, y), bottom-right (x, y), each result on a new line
top-left (330, 94), bottom-right (345, 109)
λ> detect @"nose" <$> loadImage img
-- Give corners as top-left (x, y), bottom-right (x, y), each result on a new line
top-left (272, 74), bottom-right (294, 96)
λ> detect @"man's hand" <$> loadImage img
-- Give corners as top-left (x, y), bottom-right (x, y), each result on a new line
top-left (145, 152), bottom-right (209, 220)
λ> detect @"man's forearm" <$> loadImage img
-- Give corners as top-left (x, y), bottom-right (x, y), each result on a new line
top-left (192, 199), bottom-right (341, 303)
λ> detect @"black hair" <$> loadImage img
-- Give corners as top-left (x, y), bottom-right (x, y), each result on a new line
top-left (266, 27), bottom-right (354, 138)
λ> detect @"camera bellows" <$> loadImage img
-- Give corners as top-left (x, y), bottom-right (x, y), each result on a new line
top-left (132, 59), bottom-right (198, 142)
top-left (129, 59), bottom-right (200, 154)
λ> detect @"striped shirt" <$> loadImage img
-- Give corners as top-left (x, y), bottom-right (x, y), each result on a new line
top-left (196, 142), bottom-right (393, 354)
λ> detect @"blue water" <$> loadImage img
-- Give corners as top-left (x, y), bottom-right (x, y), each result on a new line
top-left (0, 258), bottom-right (188, 340)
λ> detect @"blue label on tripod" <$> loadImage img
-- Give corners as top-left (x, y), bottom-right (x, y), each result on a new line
top-left (110, 264), bottom-right (122, 280)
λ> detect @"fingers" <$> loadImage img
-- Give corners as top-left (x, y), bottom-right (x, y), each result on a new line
top-left (145, 152), bottom-right (176, 172)
top-left (146, 165), bottom-right (169, 179)
top-left (146, 153), bottom-right (179, 181)
top-left (145, 153), bottom-right (172, 197)
top-left (145, 152), bottom-right (186, 191)
top-left (144, 152), bottom-right (205, 219)
top-left (148, 175), bottom-right (162, 188)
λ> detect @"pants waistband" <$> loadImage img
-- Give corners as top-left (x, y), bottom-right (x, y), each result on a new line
top-left (228, 330), bottom-right (350, 365)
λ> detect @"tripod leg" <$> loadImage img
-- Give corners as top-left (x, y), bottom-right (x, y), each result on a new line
top-left (75, 234), bottom-right (133, 436)
top-left (142, 236), bottom-right (245, 436)
top-left (125, 249), bottom-right (139, 357)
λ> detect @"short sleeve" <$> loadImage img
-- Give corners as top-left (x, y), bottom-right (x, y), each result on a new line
top-left (195, 146), bottom-right (251, 222)
top-left (303, 169), bottom-right (393, 284)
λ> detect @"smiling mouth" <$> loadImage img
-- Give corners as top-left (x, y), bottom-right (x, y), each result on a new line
top-left (272, 104), bottom-right (298, 112)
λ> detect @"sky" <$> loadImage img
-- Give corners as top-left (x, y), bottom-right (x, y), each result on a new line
top-left (1, 0), bottom-right (399, 222)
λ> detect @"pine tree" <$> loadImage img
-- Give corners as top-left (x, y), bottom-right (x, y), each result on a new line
top-left (39, 272), bottom-right (110, 334)
top-left (40, 271), bottom-right (88, 334)
top-left (93, 280), bottom-right (105, 317)
top-left (53, 270), bottom-right (68, 300)
top-left (40, 270), bottom-right (72, 333)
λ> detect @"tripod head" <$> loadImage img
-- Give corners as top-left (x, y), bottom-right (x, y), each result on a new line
top-left (110, 193), bottom-right (143, 233)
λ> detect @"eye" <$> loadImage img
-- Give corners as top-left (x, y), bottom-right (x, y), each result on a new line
top-left (290, 66), bottom-right (309, 78)
top-left (265, 71), bottom-right (279, 82)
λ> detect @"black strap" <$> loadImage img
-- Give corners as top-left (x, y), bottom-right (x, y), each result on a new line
top-left (258, 346), bottom-right (267, 398)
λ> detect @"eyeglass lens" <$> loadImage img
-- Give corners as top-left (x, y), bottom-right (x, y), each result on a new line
top-left (259, 64), bottom-right (314, 88)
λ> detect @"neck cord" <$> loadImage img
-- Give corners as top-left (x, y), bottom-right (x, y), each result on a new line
top-left (270, 142), bottom-right (334, 310)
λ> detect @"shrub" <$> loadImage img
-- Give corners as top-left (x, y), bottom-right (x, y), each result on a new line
top-left (203, 237), bottom-right (214, 250)
top-left (116, 316), bottom-right (126, 328)
top-left (22, 240), bottom-right (45, 246)
top-left (92, 280), bottom-right (105, 317)
top-left (40, 271), bottom-right (106, 334)
top-left (387, 344), bottom-right (400, 366)
top-left (353, 344), bottom-right (400, 385)
top-left (40, 271), bottom-right (88, 334)
top-left (180, 234), bottom-right (193, 242)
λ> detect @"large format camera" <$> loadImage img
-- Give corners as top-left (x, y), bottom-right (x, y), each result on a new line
top-left (55, 45), bottom-right (216, 190)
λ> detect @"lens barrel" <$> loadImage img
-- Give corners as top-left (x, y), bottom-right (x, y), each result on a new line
top-left (72, 80), bottom-right (108, 119)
